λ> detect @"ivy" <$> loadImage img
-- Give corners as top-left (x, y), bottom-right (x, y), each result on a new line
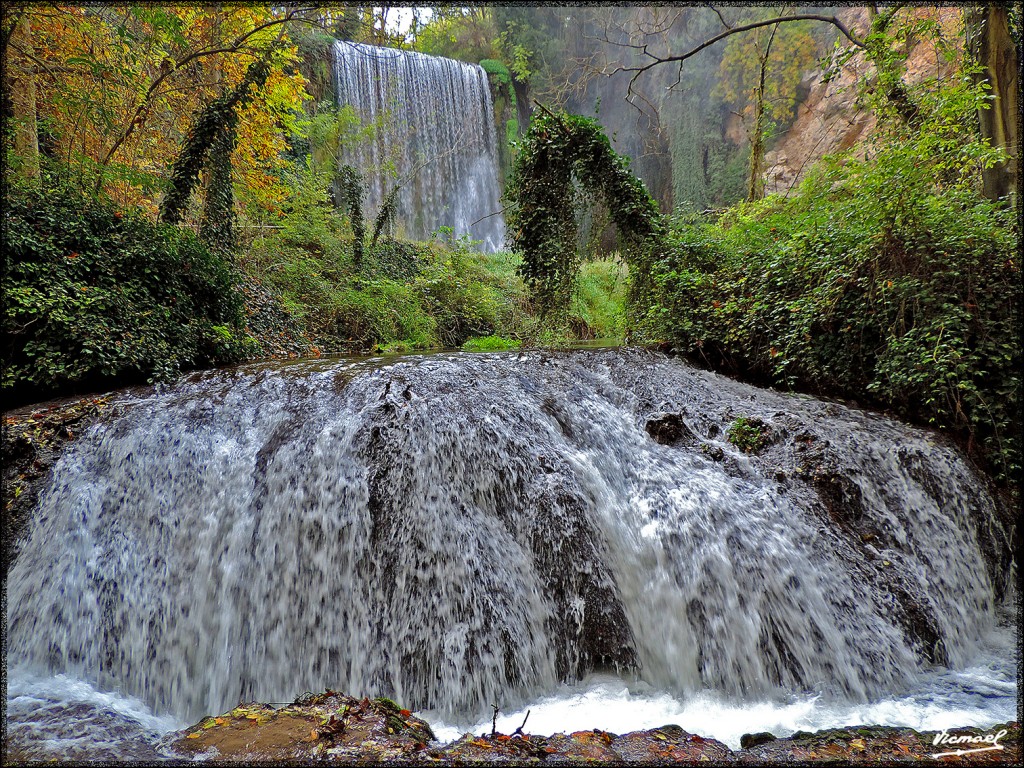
top-left (160, 55), bottom-right (274, 226)
top-left (337, 164), bottom-right (366, 265)
top-left (199, 123), bottom-right (237, 251)
top-left (3, 182), bottom-right (254, 403)
top-left (504, 109), bottom-right (663, 316)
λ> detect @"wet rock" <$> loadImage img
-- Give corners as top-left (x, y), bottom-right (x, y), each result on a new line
top-left (172, 692), bottom-right (435, 762)
top-left (740, 731), bottom-right (777, 748)
top-left (701, 443), bottom-right (725, 461)
top-left (739, 722), bottom-right (1020, 763)
top-left (612, 726), bottom-right (731, 762)
top-left (173, 693), bottom-right (1019, 764)
top-left (2, 396), bottom-right (113, 571)
top-left (646, 412), bottom-right (696, 445)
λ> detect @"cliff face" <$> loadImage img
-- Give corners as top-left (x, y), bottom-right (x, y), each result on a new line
top-left (763, 7), bottom-right (961, 196)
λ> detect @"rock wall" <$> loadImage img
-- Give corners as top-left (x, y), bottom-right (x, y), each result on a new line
top-left (763, 7), bottom-right (962, 196)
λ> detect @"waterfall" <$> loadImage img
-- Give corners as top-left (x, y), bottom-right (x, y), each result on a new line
top-left (6, 350), bottom-right (1014, 729)
top-left (332, 42), bottom-right (505, 251)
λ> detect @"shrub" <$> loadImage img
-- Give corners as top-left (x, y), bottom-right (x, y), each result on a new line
top-left (462, 335), bottom-right (522, 352)
top-left (639, 147), bottom-right (1020, 483)
top-left (3, 183), bottom-right (254, 404)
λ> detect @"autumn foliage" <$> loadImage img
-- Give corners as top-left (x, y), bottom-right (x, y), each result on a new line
top-left (5, 5), bottom-right (307, 219)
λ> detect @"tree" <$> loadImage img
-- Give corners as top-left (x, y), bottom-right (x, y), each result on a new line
top-left (160, 54), bottom-right (276, 228)
top-left (714, 17), bottom-right (815, 201)
top-left (966, 4), bottom-right (1018, 202)
top-left (505, 108), bottom-right (662, 316)
top-left (3, 6), bottom-right (308, 213)
top-left (6, 11), bottom-right (40, 179)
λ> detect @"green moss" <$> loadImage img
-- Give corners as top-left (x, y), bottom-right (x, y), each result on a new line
top-left (479, 59), bottom-right (512, 83)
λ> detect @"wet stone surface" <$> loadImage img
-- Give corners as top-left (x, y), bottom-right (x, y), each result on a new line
top-left (171, 693), bottom-right (1020, 764)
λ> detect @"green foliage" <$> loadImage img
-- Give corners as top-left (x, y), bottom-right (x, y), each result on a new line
top-left (505, 118), bottom-right (520, 146)
top-left (504, 111), bottom-right (662, 317)
top-left (3, 182), bottom-right (253, 402)
top-left (571, 260), bottom-right (627, 339)
top-left (479, 59), bottom-right (511, 83)
top-left (414, 9), bottom-right (500, 63)
top-left (727, 417), bottom-right (771, 454)
top-left (199, 124), bottom-right (237, 250)
top-left (462, 335), bottom-right (522, 352)
top-left (639, 131), bottom-right (1020, 482)
top-left (242, 190), bottom-right (537, 352)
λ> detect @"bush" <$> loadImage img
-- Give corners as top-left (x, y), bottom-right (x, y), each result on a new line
top-left (3, 183), bottom-right (254, 404)
top-left (462, 335), bottom-right (522, 352)
top-left (639, 146), bottom-right (1020, 483)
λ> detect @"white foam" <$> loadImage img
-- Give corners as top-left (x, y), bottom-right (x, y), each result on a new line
top-left (427, 632), bottom-right (1017, 750)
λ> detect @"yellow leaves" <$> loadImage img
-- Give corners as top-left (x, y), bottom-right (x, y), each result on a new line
top-left (23, 5), bottom-right (309, 214)
top-left (714, 17), bottom-right (819, 125)
top-left (186, 732), bottom-right (202, 739)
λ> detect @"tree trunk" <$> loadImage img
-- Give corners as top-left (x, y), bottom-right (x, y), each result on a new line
top-left (747, 25), bottom-right (777, 202)
top-left (10, 14), bottom-right (40, 180)
top-left (969, 5), bottom-right (1018, 203)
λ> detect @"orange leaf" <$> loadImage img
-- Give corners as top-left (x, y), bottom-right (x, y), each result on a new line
top-left (399, 709), bottom-right (411, 717)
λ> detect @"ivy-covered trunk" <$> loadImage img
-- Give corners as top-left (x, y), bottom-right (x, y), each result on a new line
top-left (160, 55), bottom-right (273, 226)
top-left (199, 124), bottom-right (237, 250)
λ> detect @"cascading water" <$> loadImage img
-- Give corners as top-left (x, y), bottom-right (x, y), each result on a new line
top-left (332, 42), bottom-right (505, 250)
top-left (5, 349), bottom-right (1016, 759)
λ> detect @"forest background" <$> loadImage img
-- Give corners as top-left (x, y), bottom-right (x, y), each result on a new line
top-left (2, 4), bottom-right (1019, 489)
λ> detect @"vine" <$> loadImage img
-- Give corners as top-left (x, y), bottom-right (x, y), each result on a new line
top-left (159, 55), bottom-right (274, 226)
top-left (199, 123), bottom-right (237, 250)
top-left (504, 108), bottom-right (663, 315)
top-left (337, 164), bottom-right (365, 265)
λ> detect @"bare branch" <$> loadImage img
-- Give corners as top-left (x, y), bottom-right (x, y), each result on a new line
top-left (710, 6), bottom-right (732, 31)
top-left (613, 12), bottom-right (866, 113)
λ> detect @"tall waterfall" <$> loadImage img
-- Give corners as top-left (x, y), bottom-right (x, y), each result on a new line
top-left (6, 350), bottom-right (1014, 730)
top-left (332, 42), bottom-right (505, 250)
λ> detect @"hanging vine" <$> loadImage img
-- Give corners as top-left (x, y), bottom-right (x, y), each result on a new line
top-left (159, 55), bottom-right (274, 226)
top-left (504, 108), bottom-right (664, 316)
top-left (199, 123), bottom-right (237, 250)
top-left (338, 164), bottom-right (365, 266)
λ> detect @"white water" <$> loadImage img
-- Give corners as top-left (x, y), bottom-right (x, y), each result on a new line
top-left (5, 350), bottom-right (1017, 759)
top-left (429, 609), bottom-right (1018, 748)
top-left (332, 42), bottom-right (505, 250)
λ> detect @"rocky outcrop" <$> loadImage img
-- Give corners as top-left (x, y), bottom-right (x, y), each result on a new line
top-left (171, 692), bottom-right (1021, 763)
top-left (764, 6), bottom-right (961, 195)
top-left (2, 395), bottom-right (113, 570)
